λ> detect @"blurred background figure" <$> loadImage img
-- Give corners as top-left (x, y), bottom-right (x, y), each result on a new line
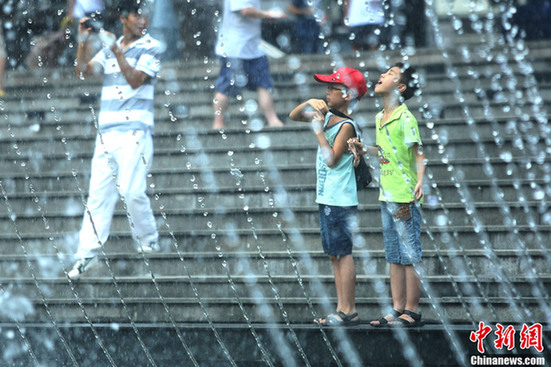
top-left (287, 0), bottom-right (325, 54)
top-left (212, 0), bottom-right (286, 130)
top-left (343, 0), bottom-right (386, 51)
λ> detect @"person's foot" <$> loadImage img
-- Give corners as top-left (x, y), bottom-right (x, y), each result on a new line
top-left (137, 242), bottom-right (160, 253)
top-left (323, 311), bottom-right (360, 327)
top-left (267, 119), bottom-right (284, 127)
top-left (388, 310), bottom-right (424, 327)
top-left (370, 309), bottom-right (403, 327)
top-left (67, 257), bottom-right (98, 280)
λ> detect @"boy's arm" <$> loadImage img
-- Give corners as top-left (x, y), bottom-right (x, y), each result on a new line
top-left (75, 18), bottom-right (102, 77)
top-left (316, 122), bottom-right (355, 167)
top-left (111, 44), bottom-right (150, 89)
top-left (412, 143), bottom-right (426, 200)
top-left (289, 99), bottom-right (328, 122)
top-left (240, 7), bottom-right (286, 20)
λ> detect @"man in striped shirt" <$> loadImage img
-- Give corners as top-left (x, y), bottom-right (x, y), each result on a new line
top-left (69, 0), bottom-right (161, 279)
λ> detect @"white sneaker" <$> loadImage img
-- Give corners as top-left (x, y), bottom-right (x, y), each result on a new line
top-left (137, 242), bottom-right (160, 253)
top-left (68, 257), bottom-right (98, 280)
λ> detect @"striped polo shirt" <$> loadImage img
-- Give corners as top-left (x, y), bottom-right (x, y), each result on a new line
top-left (92, 33), bottom-right (161, 133)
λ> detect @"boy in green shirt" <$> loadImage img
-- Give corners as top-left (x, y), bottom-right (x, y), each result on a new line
top-left (350, 62), bottom-right (426, 327)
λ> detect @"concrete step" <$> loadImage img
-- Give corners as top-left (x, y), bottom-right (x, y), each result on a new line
top-left (1, 115), bottom-right (547, 156)
top-left (4, 274), bottom-right (550, 326)
top-left (8, 273), bottom-right (550, 303)
top-left (0, 223), bottom-right (547, 256)
top-left (0, 136), bottom-right (547, 174)
top-left (1, 292), bottom-right (546, 324)
top-left (0, 179), bottom-right (547, 217)
top-left (3, 76), bottom-right (551, 123)
top-left (3, 92), bottom-right (550, 138)
top-left (0, 248), bottom-right (549, 279)
top-left (0, 200), bottom-right (546, 236)
top-left (7, 55), bottom-right (551, 99)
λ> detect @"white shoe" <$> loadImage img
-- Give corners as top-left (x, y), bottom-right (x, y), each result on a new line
top-left (68, 257), bottom-right (98, 280)
top-left (137, 242), bottom-right (160, 253)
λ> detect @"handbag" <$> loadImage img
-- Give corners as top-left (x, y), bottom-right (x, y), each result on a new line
top-left (355, 154), bottom-right (372, 190)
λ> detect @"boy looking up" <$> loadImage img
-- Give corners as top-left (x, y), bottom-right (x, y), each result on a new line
top-left (289, 67), bottom-right (367, 326)
top-left (350, 62), bottom-right (426, 327)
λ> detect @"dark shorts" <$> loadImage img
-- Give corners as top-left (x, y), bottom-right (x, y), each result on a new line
top-left (381, 201), bottom-right (422, 265)
top-left (319, 204), bottom-right (358, 256)
top-left (215, 56), bottom-right (274, 96)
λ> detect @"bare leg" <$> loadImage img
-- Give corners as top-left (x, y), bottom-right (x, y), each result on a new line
top-left (332, 254), bottom-right (357, 316)
top-left (213, 92), bottom-right (229, 129)
top-left (401, 265), bottom-right (421, 319)
top-left (330, 255), bottom-right (343, 312)
top-left (370, 263), bottom-right (407, 326)
top-left (257, 87), bottom-right (283, 127)
top-left (0, 56), bottom-right (5, 93)
top-left (390, 263), bottom-right (407, 312)
top-left (389, 264), bottom-right (422, 324)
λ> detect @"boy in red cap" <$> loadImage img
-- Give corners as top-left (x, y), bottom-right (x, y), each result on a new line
top-left (289, 67), bottom-right (367, 326)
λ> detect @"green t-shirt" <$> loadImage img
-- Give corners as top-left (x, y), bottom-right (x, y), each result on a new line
top-left (375, 104), bottom-right (423, 203)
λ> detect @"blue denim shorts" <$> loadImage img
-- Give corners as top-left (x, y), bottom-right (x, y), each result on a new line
top-left (381, 201), bottom-right (422, 265)
top-left (319, 204), bottom-right (358, 256)
top-left (215, 56), bottom-right (274, 96)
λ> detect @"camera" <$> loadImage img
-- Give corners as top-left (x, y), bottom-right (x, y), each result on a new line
top-left (83, 18), bottom-right (103, 33)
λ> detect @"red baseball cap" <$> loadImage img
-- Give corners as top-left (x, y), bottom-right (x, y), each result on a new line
top-left (313, 67), bottom-right (368, 100)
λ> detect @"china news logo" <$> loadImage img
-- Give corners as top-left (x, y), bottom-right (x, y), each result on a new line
top-left (469, 322), bottom-right (546, 366)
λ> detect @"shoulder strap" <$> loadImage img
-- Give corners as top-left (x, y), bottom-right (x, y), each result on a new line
top-left (329, 108), bottom-right (362, 138)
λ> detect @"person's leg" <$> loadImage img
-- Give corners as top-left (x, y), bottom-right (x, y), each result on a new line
top-left (257, 87), bottom-right (283, 127)
top-left (389, 263), bottom-right (406, 312)
top-left (213, 91), bottom-right (229, 129)
top-left (246, 56), bottom-right (283, 127)
top-left (213, 57), bottom-right (239, 129)
top-left (401, 265), bottom-right (421, 319)
top-left (76, 136), bottom-right (119, 259)
top-left (371, 202), bottom-right (405, 325)
top-left (116, 130), bottom-right (158, 247)
top-left (335, 254), bottom-right (357, 315)
top-left (330, 255), bottom-right (343, 311)
top-left (389, 203), bottom-right (423, 325)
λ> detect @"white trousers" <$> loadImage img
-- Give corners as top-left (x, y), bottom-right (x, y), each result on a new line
top-left (76, 130), bottom-right (159, 259)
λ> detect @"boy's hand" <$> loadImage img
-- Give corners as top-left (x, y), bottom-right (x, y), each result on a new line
top-left (347, 137), bottom-right (365, 167)
top-left (78, 18), bottom-right (92, 42)
top-left (307, 99), bottom-right (329, 115)
top-left (414, 182), bottom-right (424, 200)
top-left (311, 114), bottom-right (324, 134)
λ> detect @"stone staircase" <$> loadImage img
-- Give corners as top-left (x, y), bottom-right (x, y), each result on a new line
top-left (0, 37), bottom-right (550, 365)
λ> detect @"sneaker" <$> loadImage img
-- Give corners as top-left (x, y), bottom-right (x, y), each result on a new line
top-left (68, 257), bottom-right (97, 280)
top-left (137, 242), bottom-right (160, 253)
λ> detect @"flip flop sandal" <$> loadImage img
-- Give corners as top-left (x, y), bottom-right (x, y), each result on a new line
top-left (389, 310), bottom-right (424, 328)
top-left (370, 309), bottom-right (402, 328)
